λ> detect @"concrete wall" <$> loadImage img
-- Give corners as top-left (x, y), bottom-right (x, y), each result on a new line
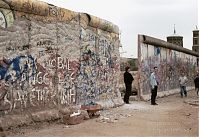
top-left (0, 0), bottom-right (122, 116)
top-left (138, 35), bottom-right (199, 100)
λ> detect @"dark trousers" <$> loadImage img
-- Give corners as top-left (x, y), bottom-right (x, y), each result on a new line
top-left (151, 86), bottom-right (158, 104)
top-left (196, 88), bottom-right (199, 95)
top-left (180, 85), bottom-right (187, 97)
top-left (124, 84), bottom-right (132, 103)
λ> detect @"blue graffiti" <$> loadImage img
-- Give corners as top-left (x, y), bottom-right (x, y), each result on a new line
top-left (154, 47), bottom-right (160, 56)
top-left (0, 55), bottom-right (36, 84)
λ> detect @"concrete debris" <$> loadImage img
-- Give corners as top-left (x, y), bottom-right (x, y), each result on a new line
top-left (80, 110), bottom-right (90, 120)
top-left (96, 116), bottom-right (118, 123)
top-left (96, 110), bottom-right (133, 123)
top-left (96, 102), bottom-right (150, 123)
top-left (62, 114), bottom-right (84, 125)
top-left (63, 125), bottom-right (70, 128)
top-left (70, 110), bottom-right (81, 117)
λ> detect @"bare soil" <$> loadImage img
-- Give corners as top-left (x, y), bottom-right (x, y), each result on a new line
top-left (6, 90), bottom-right (199, 137)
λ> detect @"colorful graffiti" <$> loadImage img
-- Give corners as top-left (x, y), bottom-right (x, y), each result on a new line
top-left (0, 55), bottom-right (36, 110)
top-left (0, 55), bottom-right (36, 82)
top-left (139, 43), bottom-right (197, 95)
top-left (0, 0), bottom-right (120, 115)
top-left (76, 29), bottom-right (120, 103)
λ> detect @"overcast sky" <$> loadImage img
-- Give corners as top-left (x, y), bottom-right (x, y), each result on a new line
top-left (40, 0), bottom-right (198, 58)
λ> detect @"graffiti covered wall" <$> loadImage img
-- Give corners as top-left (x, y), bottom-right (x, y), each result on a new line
top-left (0, 0), bottom-right (121, 115)
top-left (138, 35), bottom-right (199, 100)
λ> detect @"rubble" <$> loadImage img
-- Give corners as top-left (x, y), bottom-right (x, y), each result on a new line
top-left (96, 102), bottom-right (149, 123)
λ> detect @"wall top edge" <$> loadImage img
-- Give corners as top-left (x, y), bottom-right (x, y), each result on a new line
top-left (0, 0), bottom-right (119, 34)
top-left (80, 13), bottom-right (119, 34)
top-left (138, 34), bottom-right (199, 57)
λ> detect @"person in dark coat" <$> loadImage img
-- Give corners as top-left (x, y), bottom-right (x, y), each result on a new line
top-left (194, 72), bottom-right (199, 96)
top-left (123, 66), bottom-right (134, 104)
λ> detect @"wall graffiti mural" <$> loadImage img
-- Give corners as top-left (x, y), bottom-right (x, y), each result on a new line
top-left (138, 39), bottom-right (197, 96)
top-left (57, 56), bottom-right (80, 105)
top-left (76, 28), bottom-right (120, 104)
top-left (0, 0), bottom-right (121, 115)
top-left (0, 55), bottom-right (36, 82)
top-left (0, 55), bottom-right (36, 111)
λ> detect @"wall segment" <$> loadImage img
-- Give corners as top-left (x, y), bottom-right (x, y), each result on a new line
top-left (0, 0), bottom-right (122, 116)
top-left (138, 35), bottom-right (199, 100)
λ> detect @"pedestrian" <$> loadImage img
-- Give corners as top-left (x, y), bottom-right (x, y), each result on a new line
top-left (179, 72), bottom-right (188, 98)
top-left (123, 66), bottom-right (134, 104)
top-left (194, 71), bottom-right (199, 96)
top-left (149, 67), bottom-right (159, 105)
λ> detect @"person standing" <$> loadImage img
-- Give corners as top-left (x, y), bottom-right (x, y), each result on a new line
top-left (123, 66), bottom-right (134, 104)
top-left (179, 72), bottom-right (188, 98)
top-left (194, 71), bottom-right (199, 96)
top-left (150, 67), bottom-right (159, 105)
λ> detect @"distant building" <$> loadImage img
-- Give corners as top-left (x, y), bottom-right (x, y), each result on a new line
top-left (192, 29), bottom-right (199, 52)
top-left (167, 26), bottom-right (183, 47)
top-left (120, 57), bottom-right (138, 71)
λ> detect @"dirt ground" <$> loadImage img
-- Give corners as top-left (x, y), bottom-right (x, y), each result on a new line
top-left (6, 90), bottom-right (199, 137)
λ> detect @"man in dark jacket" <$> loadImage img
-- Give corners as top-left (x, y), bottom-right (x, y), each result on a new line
top-left (194, 72), bottom-right (199, 96)
top-left (123, 66), bottom-right (134, 104)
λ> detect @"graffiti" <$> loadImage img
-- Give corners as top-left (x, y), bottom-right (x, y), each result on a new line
top-left (48, 7), bottom-right (65, 17)
top-left (21, 1), bottom-right (48, 15)
top-left (58, 73), bottom-right (76, 104)
top-left (31, 87), bottom-right (50, 101)
top-left (83, 34), bottom-right (96, 42)
top-left (57, 59), bottom-right (80, 104)
top-left (36, 52), bottom-right (80, 105)
top-left (36, 40), bottom-right (57, 56)
top-left (0, 1), bottom-right (14, 28)
top-left (35, 72), bottom-right (50, 85)
top-left (139, 44), bottom-right (197, 95)
top-left (64, 34), bottom-right (73, 41)
top-left (76, 30), bottom-right (120, 103)
top-left (0, 11), bottom-right (6, 28)
top-left (0, 55), bottom-right (36, 83)
top-left (80, 28), bottom-right (97, 43)
top-left (48, 6), bottom-right (57, 17)
top-left (37, 40), bottom-right (55, 47)
top-left (154, 47), bottom-right (160, 56)
top-left (6, 44), bottom-right (30, 51)
top-left (0, 1), bottom-right (121, 114)
top-left (0, 54), bottom-right (78, 110)
top-left (0, 55), bottom-right (37, 111)
top-left (42, 56), bottom-right (73, 71)
top-left (99, 38), bottom-right (112, 58)
top-left (57, 57), bottom-right (71, 70)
